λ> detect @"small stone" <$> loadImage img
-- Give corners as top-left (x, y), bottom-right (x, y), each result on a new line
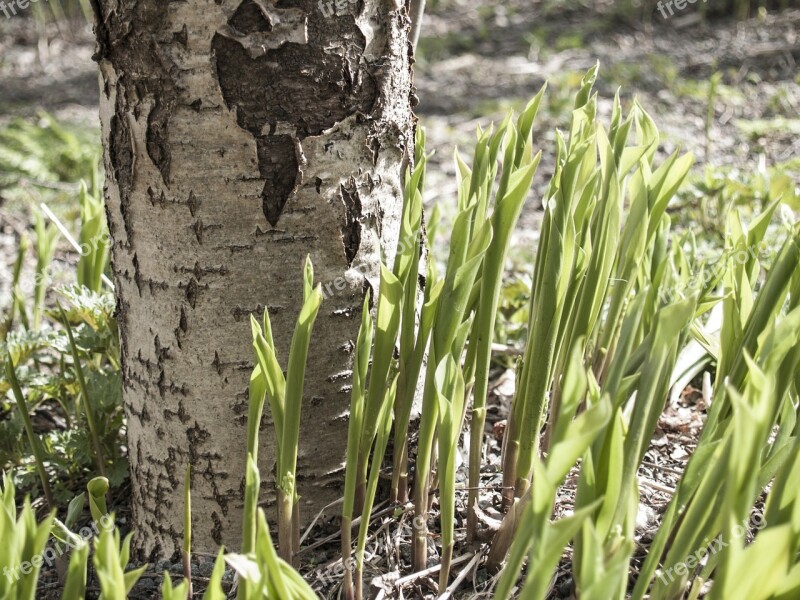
top-left (137, 578), bottom-right (157, 591)
top-left (636, 504), bottom-right (657, 532)
top-left (196, 561), bottom-right (216, 578)
top-left (557, 576), bottom-right (574, 597)
top-left (493, 420), bottom-right (507, 441)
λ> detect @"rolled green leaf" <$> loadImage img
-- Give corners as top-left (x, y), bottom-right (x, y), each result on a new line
top-left (87, 476), bottom-right (109, 524)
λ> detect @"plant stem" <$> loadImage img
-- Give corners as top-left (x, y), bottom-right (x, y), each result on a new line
top-left (292, 499), bottom-right (300, 565)
top-left (409, 0), bottom-right (426, 50)
top-left (60, 304), bottom-right (107, 478)
top-left (438, 542), bottom-right (453, 593)
top-left (5, 351), bottom-right (56, 512)
top-left (341, 515), bottom-right (354, 600)
top-left (278, 488), bottom-right (294, 563)
top-left (500, 420), bottom-right (519, 510)
top-left (412, 365), bottom-right (438, 570)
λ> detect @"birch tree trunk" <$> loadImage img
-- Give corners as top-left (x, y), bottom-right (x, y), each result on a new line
top-left (93, 0), bottom-right (414, 560)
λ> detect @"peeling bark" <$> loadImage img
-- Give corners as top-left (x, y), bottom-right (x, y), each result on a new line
top-left (94, 0), bottom-right (414, 560)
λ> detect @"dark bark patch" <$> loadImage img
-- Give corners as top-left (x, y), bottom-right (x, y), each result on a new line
top-left (174, 307), bottom-right (187, 349)
top-left (182, 278), bottom-right (207, 309)
top-left (225, 243), bottom-right (254, 253)
top-left (172, 24), bottom-right (188, 48)
top-left (180, 262), bottom-right (229, 280)
top-left (94, 4), bottom-right (178, 187)
top-left (116, 298), bottom-right (131, 369)
top-left (187, 191), bottom-right (200, 216)
top-left (369, 136), bottom-right (381, 166)
top-left (212, 351), bottom-right (222, 375)
top-left (231, 304), bottom-right (267, 322)
top-left (146, 99), bottom-right (175, 184)
top-left (193, 220), bottom-right (223, 245)
top-left (108, 114), bottom-right (134, 203)
top-left (178, 401), bottom-right (191, 423)
top-left (154, 335), bottom-right (171, 363)
top-left (211, 512), bottom-right (224, 545)
top-left (163, 401), bottom-right (191, 424)
top-left (147, 186), bottom-right (166, 207)
top-left (132, 252), bottom-right (143, 295)
top-left (257, 135), bottom-right (300, 226)
top-left (211, 1), bottom-right (376, 226)
top-left (102, 182), bottom-right (117, 237)
top-left (340, 180), bottom-right (362, 266)
top-left (157, 370), bottom-right (167, 399)
top-left (229, 0), bottom-right (273, 34)
top-left (186, 422), bottom-right (212, 452)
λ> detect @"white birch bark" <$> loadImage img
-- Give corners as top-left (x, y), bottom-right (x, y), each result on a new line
top-left (93, 0), bottom-right (414, 559)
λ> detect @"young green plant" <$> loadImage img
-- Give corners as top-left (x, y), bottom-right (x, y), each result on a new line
top-left (249, 256), bottom-right (323, 563)
top-left (59, 303), bottom-right (107, 478)
top-left (465, 88), bottom-right (544, 541)
top-left (390, 127), bottom-right (428, 504)
top-left (4, 351), bottom-right (55, 511)
top-left (412, 160), bottom-right (493, 570)
top-left (341, 294), bottom-right (373, 600)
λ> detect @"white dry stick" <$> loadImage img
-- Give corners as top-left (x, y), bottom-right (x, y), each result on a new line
top-left (39, 203), bottom-right (115, 290)
top-left (395, 552), bottom-right (475, 588)
top-left (439, 551), bottom-right (483, 600)
top-left (298, 496), bottom-right (343, 546)
top-left (702, 371), bottom-right (713, 406)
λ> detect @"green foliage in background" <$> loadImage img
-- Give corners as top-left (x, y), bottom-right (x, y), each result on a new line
top-left (0, 117), bottom-right (119, 504)
top-left (0, 115), bottom-right (100, 200)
